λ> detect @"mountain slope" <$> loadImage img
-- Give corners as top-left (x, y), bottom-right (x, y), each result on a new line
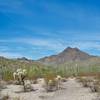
top-left (0, 56), bottom-right (44, 70)
top-left (38, 47), bottom-right (94, 65)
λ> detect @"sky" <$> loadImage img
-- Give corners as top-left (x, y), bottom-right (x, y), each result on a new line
top-left (0, 0), bottom-right (100, 59)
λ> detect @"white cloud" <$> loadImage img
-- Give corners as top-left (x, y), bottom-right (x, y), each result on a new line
top-left (20, 38), bottom-right (64, 51)
top-left (0, 38), bottom-right (65, 52)
top-left (0, 52), bottom-right (23, 58)
top-left (0, 38), bottom-right (100, 58)
top-left (61, 40), bottom-right (100, 51)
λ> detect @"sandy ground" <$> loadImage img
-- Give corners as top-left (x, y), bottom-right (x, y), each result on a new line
top-left (0, 78), bottom-right (97, 100)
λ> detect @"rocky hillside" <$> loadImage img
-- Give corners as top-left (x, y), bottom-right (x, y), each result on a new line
top-left (38, 47), bottom-right (95, 65)
top-left (0, 47), bottom-right (99, 68)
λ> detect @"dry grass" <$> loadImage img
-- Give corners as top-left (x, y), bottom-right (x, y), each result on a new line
top-left (77, 75), bottom-right (100, 93)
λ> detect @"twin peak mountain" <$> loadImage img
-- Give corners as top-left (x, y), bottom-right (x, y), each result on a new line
top-left (38, 47), bottom-right (94, 65)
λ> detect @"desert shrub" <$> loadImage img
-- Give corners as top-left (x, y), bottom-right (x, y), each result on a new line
top-left (26, 66), bottom-right (43, 80)
top-left (2, 59), bottom-right (100, 82)
top-left (0, 66), bottom-right (13, 81)
top-left (44, 72), bottom-right (56, 83)
top-left (13, 97), bottom-right (20, 100)
top-left (3, 70), bottom-right (13, 81)
top-left (1, 94), bottom-right (9, 100)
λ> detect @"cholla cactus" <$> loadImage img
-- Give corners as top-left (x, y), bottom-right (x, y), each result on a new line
top-left (45, 75), bottom-right (62, 92)
top-left (24, 80), bottom-right (32, 92)
top-left (13, 69), bottom-right (33, 92)
top-left (55, 75), bottom-right (62, 90)
top-left (46, 80), bottom-right (54, 92)
top-left (13, 68), bottom-right (27, 85)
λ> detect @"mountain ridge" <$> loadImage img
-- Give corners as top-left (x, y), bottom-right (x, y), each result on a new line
top-left (38, 47), bottom-right (96, 65)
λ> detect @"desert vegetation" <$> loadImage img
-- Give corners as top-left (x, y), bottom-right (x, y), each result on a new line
top-left (0, 55), bottom-right (100, 100)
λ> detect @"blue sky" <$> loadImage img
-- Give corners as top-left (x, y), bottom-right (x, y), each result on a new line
top-left (0, 0), bottom-right (100, 59)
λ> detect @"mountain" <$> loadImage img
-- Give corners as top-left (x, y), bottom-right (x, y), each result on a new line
top-left (38, 47), bottom-right (95, 65)
top-left (0, 47), bottom-right (99, 67)
top-left (0, 56), bottom-right (44, 70)
top-left (17, 57), bottom-right (29, 61)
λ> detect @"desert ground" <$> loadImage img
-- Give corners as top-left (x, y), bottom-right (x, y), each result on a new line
top-left (0, 78), bottom-right (98, 100)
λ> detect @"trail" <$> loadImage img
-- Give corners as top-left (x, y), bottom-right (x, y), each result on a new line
top-left (42, 78), bottom-right (97, 100)
top-left (1, 78), bottom-right (97, 100)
